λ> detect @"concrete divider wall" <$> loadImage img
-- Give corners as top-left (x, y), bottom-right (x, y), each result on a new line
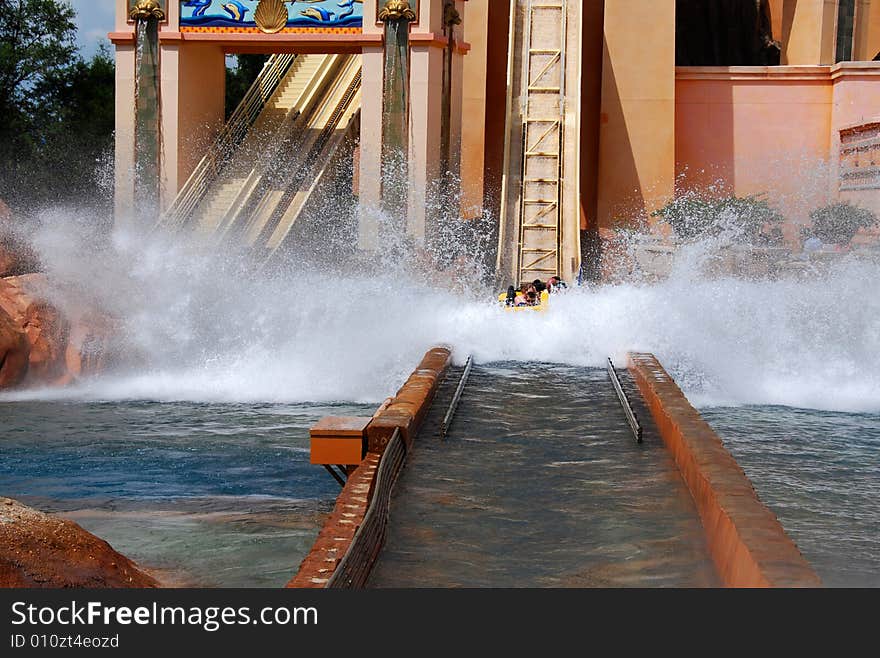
top-left (286, 452), bottom-right (379, 588)
top-left (288, 346), bottom-right (452, 588)
top-left (627, 352), bottom-right (822, 587)
top-left (366, 347), bottom-right (452, 453)
top-left (327, 430), bottom-right (407, 588)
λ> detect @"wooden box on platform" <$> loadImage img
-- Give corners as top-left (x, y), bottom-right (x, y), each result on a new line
top-left (310, 417), bottom-right (371, 465)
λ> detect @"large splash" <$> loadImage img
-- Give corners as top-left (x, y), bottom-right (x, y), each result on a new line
top-left (2, 207), bottom-right (879, 413)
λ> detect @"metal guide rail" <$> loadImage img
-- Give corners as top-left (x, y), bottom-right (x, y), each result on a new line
top-left (607, 357), bottom-right (643, 443)
top-left (162, 54), bottom-right (297, 228)
top-left (439, 355), bottom-right (473, 439)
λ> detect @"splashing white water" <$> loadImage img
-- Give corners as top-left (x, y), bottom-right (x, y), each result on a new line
top-left (3, 209), bottom-right (879, 413)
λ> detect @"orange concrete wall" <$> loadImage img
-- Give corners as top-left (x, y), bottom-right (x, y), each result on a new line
top-left (831, 63), bottom-right (880, 212)
top-left (597, 0), bottom-right (675, 227)
top-left (169, 43), bottom-right (227, 201)
top-left (287, 452), bottom-right (380, 588)
top-left (768, 0), bottom-right (784, 46)
top-left (289, 346), bottom-right (452, 588)
top-left (408, 44), bottom-right (445, 242)
top-left (852, 0), bottom-right (877, 61)
top-left (783, 0), bottom-right (837, 65)
top-left (675, 67), bottom-right (834, 220)
top-left (366, 347), bottom-right (451, 453)
top-left (855, 0), bottom-right (880, 60)
top-left (628, 353), bottom-right (821, 588)
top-left (356, 46), bottom-right (384, 251)
top-left (481, 0), bottom-right (511, 224)
top-left (114, 43), bottom-right (136, 224)
top-left (176, 45), bottom-right (227, 187)
top-left (830, 63), bottom-right (880, 138)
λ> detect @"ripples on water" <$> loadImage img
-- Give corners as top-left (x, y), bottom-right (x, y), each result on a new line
top-left (701, 405), bottom-right (880, 587)
top-left (0, 400), bottom-right (374, 587)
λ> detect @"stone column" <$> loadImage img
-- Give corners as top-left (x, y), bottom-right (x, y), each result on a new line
top-left (130, 0), bottom-right (165, 224)
top-left (378, 1), bottom-right (417, 247)
top-left (429, 0), bottom-right (463, 254)
top-left (459, 0), bottom-right (489, 220)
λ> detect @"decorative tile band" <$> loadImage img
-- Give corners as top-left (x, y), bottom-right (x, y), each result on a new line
top-left (180, 0), bottom-right (363, 31)
top-left (179, 25), bottom-right (362, 33)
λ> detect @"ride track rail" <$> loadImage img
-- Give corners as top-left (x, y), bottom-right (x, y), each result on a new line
top-left (161, 54), bottom-right (297, 228)
top-left (328, 356), bottom-right (643, 588)
top-left (439, 355), bottom-right (473, 439)
top-left (607, 357), bottom-right (643, 443)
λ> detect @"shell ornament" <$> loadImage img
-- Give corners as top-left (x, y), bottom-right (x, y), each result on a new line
top-left (378, 0), bottom-right (416, 22)
top-left (254, 0), bottom-right (288, 33)
top-left (129, 0), bottom-right (166, 21)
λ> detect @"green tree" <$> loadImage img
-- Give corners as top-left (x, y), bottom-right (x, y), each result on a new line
top-left (0, 0), bottom-right (77, 117)
top-left (0, 1), bottom-right (115, 215)
top-left (806, 202), bottom-right (877, 246)
top-left (651, 192), bottom-right (785, 244)
top-left (225, 54), bottom-right (269, 119)
top-left (35, 44), bottom-right (116, 203)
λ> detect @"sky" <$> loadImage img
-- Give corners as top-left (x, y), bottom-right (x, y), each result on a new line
top-left (68, 0), bottom-right (116, 57)
top-left (66, 1), bottom-right (239, 66)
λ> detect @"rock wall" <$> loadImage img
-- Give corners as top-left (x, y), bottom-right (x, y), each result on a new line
top-left (0, 274), bottom-right (112, 389)
top-left (0, 306), bottom-right (29, 387)
top-left (0, 498), bottom-right (159, 588)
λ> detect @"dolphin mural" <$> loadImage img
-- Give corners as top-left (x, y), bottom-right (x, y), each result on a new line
top-left (183, 0), bottom-right (212, 18)
top-left (222, 0), bottom-right (250, 21)
top-left (179, 0), bottom-right (364, 29)
top-left (300, 0), bottom-right (361, 22)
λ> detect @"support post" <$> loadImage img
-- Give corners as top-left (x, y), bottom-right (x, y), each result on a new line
top-left (431, 1), bottom-right (463, 256)
top-left (130, 1), bottom-right (165, 224)
top-left (378, 1), bottom-right (417, 246)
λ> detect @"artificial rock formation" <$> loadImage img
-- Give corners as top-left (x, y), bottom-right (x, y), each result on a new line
top-left (0, 201), bottom-right (111, 390)
top-left (0, 235), bottom-right (38, 278)
top-left (0, 306), bottom-right (29, 387)
top-left (0, 201), bottom-right (39, 278)
top-left (0, 497), bottom-right (159, 588)
top-left (0, 274), bottom-right (112, 388)
top-left (0, 275), bottom-right (69, 385)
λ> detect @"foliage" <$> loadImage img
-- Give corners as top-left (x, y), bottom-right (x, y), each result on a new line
top-left (0, 0), bottom-right (77, 116)
top-left (805, 202), bottom-right (878, 245)
top-left (225, 54), bottom-right (269, 120)
top-left (651, 192), bottom-right (785, 243)
top-left (0, 1), bottom-right (115, 215)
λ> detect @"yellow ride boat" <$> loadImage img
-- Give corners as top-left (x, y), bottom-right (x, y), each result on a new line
top-left (497, 288), bottom-right (550, 312)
